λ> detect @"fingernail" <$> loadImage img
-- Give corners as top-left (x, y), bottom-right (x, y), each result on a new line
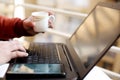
top-left (25, 53), bottom-right (29, 56)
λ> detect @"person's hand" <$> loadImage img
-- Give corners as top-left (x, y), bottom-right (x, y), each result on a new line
top-left (23, 11), bottom-right (55, 35)
top-left (0, 40), bottom-right (28, 64)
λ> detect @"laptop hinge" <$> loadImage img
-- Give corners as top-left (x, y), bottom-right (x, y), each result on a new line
top-left (62, 45), bottom-right (82, 80)
top-left (62, 44), bottom-right (74, 71)
top-left (76, 72), bottom-right (81, 80)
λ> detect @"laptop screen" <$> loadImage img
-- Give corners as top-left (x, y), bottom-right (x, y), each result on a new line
top-left (70, 4), bottom-right (120, 69)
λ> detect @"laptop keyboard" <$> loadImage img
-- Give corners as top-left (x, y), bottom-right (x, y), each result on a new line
top-left (10, 43), bottom-right (60, 64)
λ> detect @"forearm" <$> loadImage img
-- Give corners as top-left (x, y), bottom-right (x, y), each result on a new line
top-left (0, 16), bottom-right (31, 40)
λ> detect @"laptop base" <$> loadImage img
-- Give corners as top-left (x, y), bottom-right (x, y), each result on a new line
top-left (6, 63), bottom-right (66, 79)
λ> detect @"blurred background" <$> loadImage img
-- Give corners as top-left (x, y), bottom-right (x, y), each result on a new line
top-left (0, 0), bottom-right (120, 79)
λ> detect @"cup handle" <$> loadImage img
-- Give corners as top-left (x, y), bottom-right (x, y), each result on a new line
top-left (49, 15), bottom-right (55, 22)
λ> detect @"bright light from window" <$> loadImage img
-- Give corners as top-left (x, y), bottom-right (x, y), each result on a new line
top-left (14, 0), bottom-right (25, 19)
top-left (72, 0), bottom-right (90, 8)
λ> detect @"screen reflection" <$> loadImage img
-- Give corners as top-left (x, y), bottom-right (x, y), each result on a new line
top-left (70, 6), bottom-right (120, 68)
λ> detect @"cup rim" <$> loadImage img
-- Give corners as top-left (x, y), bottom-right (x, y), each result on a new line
top-left (32, 11), bottom-right (48, 17)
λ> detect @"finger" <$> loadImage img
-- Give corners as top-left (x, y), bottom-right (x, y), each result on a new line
top-left (47, 11), bottom-right (54, 15)
top-left (14, 41), bottom-right (26, 52)
top-left (12, 51), bottom-right (28, 58)
top-left (10, 40), bottom-right (26, 52)
top-left (23, 18), bottom-right (34, 29)
top-left (48, 20), bottom-right (54, 28)
top-left (23, 17), bottom-right (38, 35)
top-left (24, 16), bottom-right (33, 22)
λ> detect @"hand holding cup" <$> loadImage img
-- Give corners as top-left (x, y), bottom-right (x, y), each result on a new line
top-left (23, 11), bottom-right (55, 35)
top-left (31, 11), bottom-right (55, 32)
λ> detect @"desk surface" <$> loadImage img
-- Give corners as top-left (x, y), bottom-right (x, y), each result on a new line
top-left (84, 66), bottom-right (111, 80)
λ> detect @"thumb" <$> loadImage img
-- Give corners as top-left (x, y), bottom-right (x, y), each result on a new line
top-left (23, 16), bottom-right (34, 29)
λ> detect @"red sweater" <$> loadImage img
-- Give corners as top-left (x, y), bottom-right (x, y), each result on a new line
top-left (0, 16), bottom-right (31, 40)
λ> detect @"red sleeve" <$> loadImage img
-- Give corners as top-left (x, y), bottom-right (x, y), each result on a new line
top-left (0, 16), bottom-right (31, 40)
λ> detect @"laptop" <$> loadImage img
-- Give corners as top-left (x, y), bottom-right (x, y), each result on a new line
top-left (6, 2), bottom-right (120, 80)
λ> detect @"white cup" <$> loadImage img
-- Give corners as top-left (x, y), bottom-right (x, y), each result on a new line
top-left (31, 11), bottom-right (55, 32)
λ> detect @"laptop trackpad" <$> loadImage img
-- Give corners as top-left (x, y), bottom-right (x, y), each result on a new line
top-left (6, 64), bottom-right (66, 79)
